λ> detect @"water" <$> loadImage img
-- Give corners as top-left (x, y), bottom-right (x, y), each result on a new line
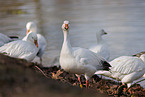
top-left (0, 0), bottom-right (145, 87)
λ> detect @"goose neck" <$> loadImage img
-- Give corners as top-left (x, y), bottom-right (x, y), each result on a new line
top-left (96, 33), bottom-right (102, 44)
top-left (62, 30), bottom-right (72, 53)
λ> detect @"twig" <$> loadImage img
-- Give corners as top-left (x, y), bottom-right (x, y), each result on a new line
top-left (35, 65), bottom-right (49, 78)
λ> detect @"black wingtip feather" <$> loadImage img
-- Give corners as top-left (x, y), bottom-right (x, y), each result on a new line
top-left (9, 36), bottom-right (19, 39)
top-left (132, 51), bottom-right (145, 57)
top-left (101, 61), bottom-right (111, 71)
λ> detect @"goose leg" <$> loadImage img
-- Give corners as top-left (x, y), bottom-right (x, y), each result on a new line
top-left (76, 74), bottom-right (83, 88)
top-left (85, 75), bottom-right (90, 88)
top-left (86, 80), bottom-right (88, 88)
top-left (126, 83), bottom-right (132, 94)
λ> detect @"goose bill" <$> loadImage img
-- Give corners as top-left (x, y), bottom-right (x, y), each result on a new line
top-left (65, 24), bottom-right (68, 30)
top-left (34, 40), bottom-right (38, 48)
top-left (26, 29), bottom-right (30, 35)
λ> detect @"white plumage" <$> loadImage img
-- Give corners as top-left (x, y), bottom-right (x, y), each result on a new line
top-left (60, 20), bottom-right (111, 87)
top-left (23, 22), bottom-right (47, 63)
top-left (95, 56), bottom-right (145, 88)
top-left (89, 29), bottom-right (110, 60)
top-left (0, 32), bottom-right (39, 61)
top-left (140, 54), bottom-right (145, 62)
top-left (0, 33), bottom-right (12, 46)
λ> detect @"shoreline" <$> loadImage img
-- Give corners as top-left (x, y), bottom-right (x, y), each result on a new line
top-left (0, 54), bottom-right (145, 97)
top-left (0, 54), bottom-right (108, 97)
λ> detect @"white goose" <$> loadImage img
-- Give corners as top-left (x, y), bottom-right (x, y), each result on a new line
top-left (60, 20), bottom-right (111, 88)
top-left (0, 32), bottom-right (39, 61)
top-left (23, 22), bottom-right (47, 64)
top-left (89, 29), bottom-right (110, 60)
top-left (95, 56), bottom-right (145, 88)
top-left (0, 33), bottom-right (13, 46)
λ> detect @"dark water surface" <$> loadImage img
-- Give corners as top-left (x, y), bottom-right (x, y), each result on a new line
top-left (0, 0), bottom-right (145, 87)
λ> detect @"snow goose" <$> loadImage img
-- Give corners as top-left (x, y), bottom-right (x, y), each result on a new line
top-left (23, 22), bottom-right (47, 64)
top-left (95, 56), bottom-right (145, 88)
top-left (60, 20), bottom-right (111, 88)
top-left (89, 29), bottom-right (110, 60)
top-left (0, 31), bottom-right (38, 61)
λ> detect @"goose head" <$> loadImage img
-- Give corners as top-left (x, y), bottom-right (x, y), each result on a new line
top-left (96, 29), bottom-right (107, 43)
top-left (27, 31), bottom-right (38, 48)
top-left (99, 29), bottom-right (107, 36)
top-left (26, 22), bottom-right (37, 35)
top-left (62, 20), bottom-right (70, 32)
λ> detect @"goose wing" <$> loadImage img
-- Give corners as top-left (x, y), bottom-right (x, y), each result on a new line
top-left (110, 56), bottom-right (145, 74)
top-left (0, 40), bottom-right (38, 61)
top-left (73, 47), bottom-right (111, 70)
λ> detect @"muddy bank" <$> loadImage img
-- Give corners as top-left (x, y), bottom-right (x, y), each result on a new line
top-left (0, 54), bottom-right (145, 97)
top-left (0, 54), bottom-right (108, 97)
